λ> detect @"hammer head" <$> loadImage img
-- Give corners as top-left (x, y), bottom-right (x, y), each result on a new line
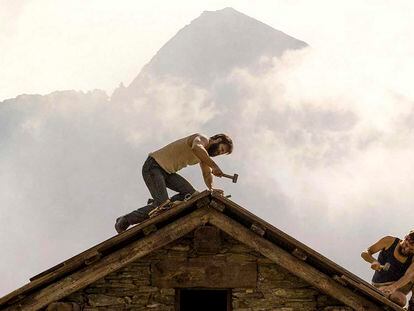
top-left (232, 174), bottom-right (238, 183)
top-left (382, 262), bottom-right (391, 271)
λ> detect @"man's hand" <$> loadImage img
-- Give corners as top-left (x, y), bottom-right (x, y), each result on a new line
top-left (380, 285), bottom-right (397, 298)
top-left (212, 165), bottom-right (224, 177)
top-left (371, 261), bottom-right (382, 271)
top-left (211, 188), bottom-right (224, 195)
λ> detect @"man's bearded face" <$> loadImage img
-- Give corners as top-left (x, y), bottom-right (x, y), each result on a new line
top-left (207, 142), bottom-right (229, 157)
top-left (399, 237), bottom-right (414, 256)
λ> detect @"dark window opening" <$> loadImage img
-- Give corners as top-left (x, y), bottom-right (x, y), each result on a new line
top-left (177, 289), bottom-right (231, 311)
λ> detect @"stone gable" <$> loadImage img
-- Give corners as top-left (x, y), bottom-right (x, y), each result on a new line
top-left (48, 226), bottom-right (350, 311)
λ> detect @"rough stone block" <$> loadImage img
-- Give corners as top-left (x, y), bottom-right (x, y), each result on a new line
top-left (131, 292), bottom-right (151, 305)
top-left (87, 294), bottom-right (125, 307)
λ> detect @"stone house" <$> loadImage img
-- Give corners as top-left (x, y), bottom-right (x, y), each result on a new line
top-left (0, 191), bottom-right (404, 311)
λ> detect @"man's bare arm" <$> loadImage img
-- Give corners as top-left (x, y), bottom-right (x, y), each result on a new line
top-left (191, 134), bottom-right (223, 176)
top-left (361, 236), bottom-right (394, 270)
top-left (200, 162), bottom-right (213, 190)
top-left (388, 262), bottom-right (414, 291)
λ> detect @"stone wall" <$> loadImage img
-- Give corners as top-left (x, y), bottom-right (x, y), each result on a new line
top-left (48, 227), bottom-right (351, 311)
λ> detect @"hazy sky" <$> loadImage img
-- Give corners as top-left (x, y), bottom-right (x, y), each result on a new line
top-left (2, 0), bottom-right (414, 301)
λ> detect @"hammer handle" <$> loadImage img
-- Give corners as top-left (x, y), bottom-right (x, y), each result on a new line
top-left (222, 173), bottom-right (233, 179)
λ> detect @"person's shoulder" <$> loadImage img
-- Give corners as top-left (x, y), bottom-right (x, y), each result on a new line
top-left (188, 133), bottom-right (209, 145)
top-left (194, 133), bottom-right (209, 141)
top-left (381, 236), bottom-right (397, 249)
top-left (381, 235), bottom-right (397, 243)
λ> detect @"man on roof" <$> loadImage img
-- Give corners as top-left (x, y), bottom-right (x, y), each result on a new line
top-left (115, 133), bottom-right (233, 233)
top-left (361, 230), bottom-right (414, 309)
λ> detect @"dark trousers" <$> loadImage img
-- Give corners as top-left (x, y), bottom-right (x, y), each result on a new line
top-left (124, 156), bottom-right (196, 225)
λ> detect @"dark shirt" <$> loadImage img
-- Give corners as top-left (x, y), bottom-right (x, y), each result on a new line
top-left (372, 238), bottom-right (413, 283)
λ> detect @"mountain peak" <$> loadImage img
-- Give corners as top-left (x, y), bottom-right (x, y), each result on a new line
top-left (126, 7), bottom-right (307, 91)
top-left (201, 7), bottom-right (241, 15)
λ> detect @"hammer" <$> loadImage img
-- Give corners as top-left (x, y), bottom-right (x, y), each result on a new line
top-left (222, 173), bottom-right (238, 183)
top-left (380, 262), bottom-right (391, 271)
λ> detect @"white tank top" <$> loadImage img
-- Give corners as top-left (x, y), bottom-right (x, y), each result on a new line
top-left (149, 135), bottom-right (201, 173)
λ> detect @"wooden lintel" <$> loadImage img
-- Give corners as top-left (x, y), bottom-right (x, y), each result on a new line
top-left (292, 248), bottom-right (307, 261)
top-left (209, 200), bottom-right (225, 212)
top-left (152, 260), bottom-right (256, 288)
top-left (207, 209), bottom-right (383, 311)
top-left (142, 224), bottom-right (157, 236)
top-left (7, 208), bottom-right (210, 311)
top-left (250, 223), bottom-right (265, 236)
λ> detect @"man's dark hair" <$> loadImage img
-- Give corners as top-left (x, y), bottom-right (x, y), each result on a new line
top-left (210, 134), bottom-right (233, 154)
top-left (408, 230), bottom-right (414, 242)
